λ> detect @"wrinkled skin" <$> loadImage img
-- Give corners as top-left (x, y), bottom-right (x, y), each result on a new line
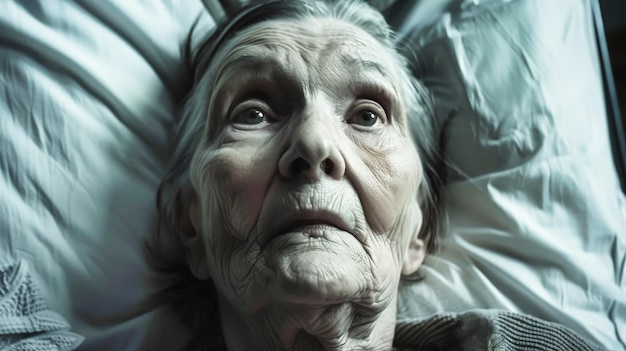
top-left (186, 17), bottom-right (427, 351)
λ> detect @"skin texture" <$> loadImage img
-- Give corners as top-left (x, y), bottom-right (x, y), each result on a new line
top-left (185, 17), bottom-right (427, 351)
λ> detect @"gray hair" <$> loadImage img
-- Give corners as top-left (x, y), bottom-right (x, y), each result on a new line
top-left (150, 0), bottom-right (444, 275)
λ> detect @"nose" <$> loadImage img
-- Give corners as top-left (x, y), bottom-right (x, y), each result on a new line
top-left (278, 116), bottom-right (346, 181)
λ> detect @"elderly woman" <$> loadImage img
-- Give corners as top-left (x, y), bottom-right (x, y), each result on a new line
top-left (150, 1), bottom-right (604, 350)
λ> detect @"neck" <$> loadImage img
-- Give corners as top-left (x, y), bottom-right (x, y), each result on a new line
top-left (218, 295), bottom-right (270, 351)
top-left (218, 292), bottom-right (398, 351)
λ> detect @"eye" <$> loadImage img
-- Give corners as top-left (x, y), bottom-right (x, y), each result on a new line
top-left (350, 110), bottom-right (378, 126)
top-left (345, 99), bottom-right (387, 130)
top-left (233, 107), bottom-right (268, 125)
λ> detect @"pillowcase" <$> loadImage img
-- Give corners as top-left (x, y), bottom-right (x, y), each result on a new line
top-left (395, 0), bottom-right (626, 349)
top-left (0, 1), bottom-right (209, 349)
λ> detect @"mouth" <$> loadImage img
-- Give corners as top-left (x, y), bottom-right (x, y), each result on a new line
top-left (281, 219), bottom-right (342, 237)
top-left (260, 210), bottom-right (356, 248)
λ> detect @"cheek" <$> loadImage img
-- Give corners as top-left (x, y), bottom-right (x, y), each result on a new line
top-left (191, 140), bottom-right (276, 240)
top-left (351, 137), bottom-right (421, 235)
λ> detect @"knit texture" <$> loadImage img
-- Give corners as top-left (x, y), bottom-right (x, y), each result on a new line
top-left (394, 310), bottom-right (607, 351)
top-left (0, 259), bottom-right (83, 351)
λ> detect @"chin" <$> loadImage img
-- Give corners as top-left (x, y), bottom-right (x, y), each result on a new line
top-left (261, 229), bottom-right (374, 306)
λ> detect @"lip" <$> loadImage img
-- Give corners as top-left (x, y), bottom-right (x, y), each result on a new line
top-left (259, 209), bottom-right (358, 248)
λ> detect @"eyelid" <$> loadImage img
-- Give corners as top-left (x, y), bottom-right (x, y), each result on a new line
top-left (349, 100), bottom-right (387, 123)
top-left (345, 100), bottom-right (387, 131)
top-left (351, 82), bottom-right (395, 120)
top-left (229, 99), bottom-right (275, 122)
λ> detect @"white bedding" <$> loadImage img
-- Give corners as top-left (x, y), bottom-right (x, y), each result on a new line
top-left (394, 0), bottom-right (626, 350)
top-left (0, 0), bottom-right (624, 350)
top-left (396, 1), bottom-right (626, 349)
top-left (0, 1), bottom-right (206, 349)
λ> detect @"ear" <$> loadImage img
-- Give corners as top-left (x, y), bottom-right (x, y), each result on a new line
top-left (401, 235), bottom-right (426, 275)
top-left (178, 186), bottom-right (210, 280)
top-left (401, 208), bottom-right (427, 275)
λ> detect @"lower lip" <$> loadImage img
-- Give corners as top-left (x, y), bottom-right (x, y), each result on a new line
top-left (265, 225), bottom-right (347, 248)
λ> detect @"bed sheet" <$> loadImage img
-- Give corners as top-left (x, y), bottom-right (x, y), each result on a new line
top-left (0, 0), bottom-right (624, 350)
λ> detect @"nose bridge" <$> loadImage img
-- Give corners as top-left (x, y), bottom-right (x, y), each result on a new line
top-left (279, 100), bottom-right (346, 180)
top-left (292, 111), bottom-right (333, 158)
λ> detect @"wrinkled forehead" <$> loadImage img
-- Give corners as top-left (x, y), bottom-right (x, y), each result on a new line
top-left (209, 17), bottom-right (402, 91)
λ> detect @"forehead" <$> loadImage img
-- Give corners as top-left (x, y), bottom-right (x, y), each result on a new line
top-left (228, 17), bottom-right (386, 55)
top-left (211, 17), bottom-right (400, 86)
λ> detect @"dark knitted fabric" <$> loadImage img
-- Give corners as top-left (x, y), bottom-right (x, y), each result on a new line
top-left (393, 310), bottom-right (605, 351)
top-left (186, 305), bottom-right (606, 350)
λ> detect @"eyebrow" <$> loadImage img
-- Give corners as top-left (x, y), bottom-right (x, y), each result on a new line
top-left (217, 52), bottom-right (392, 79)
top-left (216, 54), bottom-right (283, 81)
top-left (340, 56), bottom-right (391, 79)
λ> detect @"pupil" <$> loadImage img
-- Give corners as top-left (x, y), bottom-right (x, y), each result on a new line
top-left (248, 109), bottom-right (264, 123)
top-left (361, 111), bottom-right (375, 125)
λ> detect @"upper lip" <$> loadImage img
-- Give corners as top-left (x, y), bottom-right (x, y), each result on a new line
top-left (259, 208), bottom-right (357, 248)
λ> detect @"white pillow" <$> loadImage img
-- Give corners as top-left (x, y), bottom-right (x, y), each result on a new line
top-left (396, 0), bottom-right (626, 349)
top-left (0, 1), bottom-right (208, 349)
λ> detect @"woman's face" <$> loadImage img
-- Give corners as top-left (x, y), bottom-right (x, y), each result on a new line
top-left (188, 16), bottom-right (426, 348)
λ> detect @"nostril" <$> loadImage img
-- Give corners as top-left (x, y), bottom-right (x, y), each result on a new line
top-left (290, 157), bottom-right (310, 175)
top-left (288, 158), bottom-right (335, 177)
top-left (320, 159), bottom-right (334, 175)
